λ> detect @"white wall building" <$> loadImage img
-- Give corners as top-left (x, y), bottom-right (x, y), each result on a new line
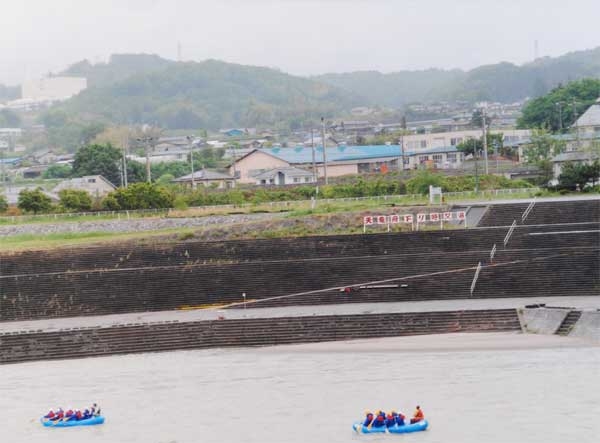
top-left (21, 76), bottom-right (87, 102)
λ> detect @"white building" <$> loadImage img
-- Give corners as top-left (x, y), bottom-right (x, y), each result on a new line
top-left (21, 76), bottom-right (87, 102)
top-left (401, 129), bottom-right (531, 152)
top-left (574, 97), bottom-right (600, 134)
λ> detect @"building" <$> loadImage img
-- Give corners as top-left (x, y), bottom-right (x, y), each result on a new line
top-left (228, 144), bottom-right (465, 184)
top-left (21, 76), bottom-right (87, 102)
top-left (52, 175), bottom-right (115, 198)
top-left (253, 167), bottom-right (315, 186)
top-left (551, 150), bottom-right (600, 180)
top-left (172, 169), bottom-right (235, 189)
top-left (574, 97), bottom-right (600, 134)
top-left (406, 146), bottom-right (465, 170)
top-left (2, 186), bottom-right (59, 205)
top-left (401, 129), bottom-right (531, 152)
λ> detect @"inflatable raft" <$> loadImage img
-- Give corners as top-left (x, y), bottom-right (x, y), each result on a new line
top-left (41, 416), bottom-right (105, 427)
top-left (353, 420), bottom-right (428, 434)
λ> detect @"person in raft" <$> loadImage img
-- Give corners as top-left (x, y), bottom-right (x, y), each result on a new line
top-left (372, 411), bottom-right (386, 428)
top-left (385, 413), bottom-right (396, 428)
top-left (363, 411), bottom-right (374, 427)
top-left (395, 411), bottom-right (406, 426)
top-left (43, 409), bottom-right (56, 420)
top-left (90, 403), bottom-right (101, 416)
top-left (410, 405), bottom-right (424, 424)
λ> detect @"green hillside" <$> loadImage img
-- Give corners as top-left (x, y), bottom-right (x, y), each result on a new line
top-left (315, 47), bottom-right (600, 105)
top-left (56, 56), bottom-right (363, 130)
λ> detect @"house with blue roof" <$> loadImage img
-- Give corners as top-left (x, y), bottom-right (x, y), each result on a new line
top-left (228, 144), bottom-right (464, 184)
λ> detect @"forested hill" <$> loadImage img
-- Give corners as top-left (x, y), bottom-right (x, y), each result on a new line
top-left (57, 55), bottom-right (364, 130)
top-left (315, 47), bottom-right (600, 106)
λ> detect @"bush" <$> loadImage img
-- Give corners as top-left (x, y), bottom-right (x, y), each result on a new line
top-left (58, 189), bottom-right (93, 212)
top-left (103, 183), bottom-right (175, 210)
top-left (17, 188), bottom-right (54, 214)
top-left (406, 171), bottom-right (447, 195)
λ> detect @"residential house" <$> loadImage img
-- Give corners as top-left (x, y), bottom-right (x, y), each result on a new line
top-left (253, 167), bottom-right (315, 185)
top-left (52, 175), bottom-right (116, 198)
top-left (172, 169), bottom-right (235, 189)
top-left (574, 97), bottom-right (600, 134)
top-left (551, 150), bottom-right (600, 180)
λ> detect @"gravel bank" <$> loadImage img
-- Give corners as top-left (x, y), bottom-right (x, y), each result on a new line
top-left (0, 212), bottom-right (286, 237)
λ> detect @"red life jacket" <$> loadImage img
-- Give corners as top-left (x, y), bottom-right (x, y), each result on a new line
top-left (66, 410), bottom-right (73, 416)
top-left (376, 415), bottom-right (385, 422)
top-left (76, 411), bottom-right (82, 419)
top-left (57, 411), bottom-right (64, 419)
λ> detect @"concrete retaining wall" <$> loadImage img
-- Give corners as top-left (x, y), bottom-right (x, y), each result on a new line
top-left (570, 311), bottom-right (600, 341)
top-left (517, 308), bottom-right (569, 334)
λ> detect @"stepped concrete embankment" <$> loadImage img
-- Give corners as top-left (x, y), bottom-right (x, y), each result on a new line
top-left (0, 308), bottom-right (520, 365)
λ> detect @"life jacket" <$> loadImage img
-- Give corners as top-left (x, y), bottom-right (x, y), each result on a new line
top-left (414, 409), bottom-right (424, 419)
top-left (56, 411), bottom-right (64, 419)
top-left (76, 411), bottom-right (83, 419)
top-left (65, 410), bottom-right (73, 417)
top-left (44, 411), bottom-right (55, 419)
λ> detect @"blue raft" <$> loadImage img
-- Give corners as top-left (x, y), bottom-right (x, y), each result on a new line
top-left (353, 420), bottom-right (428, 434)
top-left (41, 416), bottom-right (105, 427)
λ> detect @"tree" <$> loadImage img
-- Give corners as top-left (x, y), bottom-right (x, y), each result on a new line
top-left (0, 195), bottom-right (8, 213)
top-left (558, 161), bottom-right (600, 190)
top-left (518, 78), bottom-right (600, 131)
top-left (43, 164), bottom-right (72, 179)
top-left (457, 133), bottom-right (503, 156)
top-left (406, 171), bottom-right (447, 195)
top-left (522, 131), bottom-right (566, 184)
top-left (58, 189), bottom-right (93, 212)
top-left (104, 182), bottom-right (174, 210)
top-left (72, 143), bottom-right (122, 186)
top-left (17, 188), bottom-right (53, 214)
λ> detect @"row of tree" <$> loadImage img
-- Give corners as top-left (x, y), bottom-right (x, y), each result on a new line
top-left (1, 171), bottom-right (536, 215)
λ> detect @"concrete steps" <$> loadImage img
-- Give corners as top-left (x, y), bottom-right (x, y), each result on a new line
top-left (556, 311), bottom-right (582, 336)
top-left (0, 309), bottom-right (520, 365)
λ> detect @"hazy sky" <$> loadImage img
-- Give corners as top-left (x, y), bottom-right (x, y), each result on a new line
top-left (1, 0), bottom-right (599, 85)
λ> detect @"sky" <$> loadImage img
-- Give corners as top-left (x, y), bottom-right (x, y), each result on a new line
top-left (1, 0), bottom-right (600, 85)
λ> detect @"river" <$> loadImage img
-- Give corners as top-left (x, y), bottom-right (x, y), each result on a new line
top-left (2, 332), bottom-right (599, 443)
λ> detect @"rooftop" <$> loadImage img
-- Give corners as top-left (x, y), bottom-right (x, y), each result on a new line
top-left (173, 169), bottom-right (233, 181)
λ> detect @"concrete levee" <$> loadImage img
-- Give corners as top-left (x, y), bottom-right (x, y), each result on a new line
top-left (517, 308), bottom-right (569, 334)
top-left (569, 311), bottom-right (600, 341)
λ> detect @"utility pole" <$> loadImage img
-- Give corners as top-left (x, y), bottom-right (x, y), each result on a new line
top-left (481, 107), bottom-right (489, 174)
top-left (572, 101), bottom-right (581, 150)
top-left (311, 128), bottom-right (317, 182)
top-left (474, 138), bottom-right (480, 193)
top-left (137, 136), bottom-right (156, 183)
top-left (187, 135), bottom-right (196, 189)
top-left (556, 102), bottom-right (563, 132)
top-left (231, 144), bottom-right (238, 187)
top-left (400, 116), bottom-right (407, 179)
top-left (321, 117), bottom-right (328, 185)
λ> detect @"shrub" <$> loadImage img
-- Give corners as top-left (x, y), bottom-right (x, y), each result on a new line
top-left (17, 188), bottom-right (53, 214)
top-left (58, 189), bottom-right (93, 212)
top-left (104, 183), bottom-right (175, 210)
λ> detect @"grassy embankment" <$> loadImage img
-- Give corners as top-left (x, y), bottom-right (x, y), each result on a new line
top-left (0, 188), bottom-right (545, 252)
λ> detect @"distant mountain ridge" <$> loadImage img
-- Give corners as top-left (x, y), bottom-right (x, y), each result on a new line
top-left (314, 47), bottom-right (600, 105)
top-left (56, 55), bottom-right (363, 130)
top-left (38, 46), bottom-right (600, 131)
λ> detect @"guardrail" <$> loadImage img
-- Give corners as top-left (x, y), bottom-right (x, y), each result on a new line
top-left (0, 187), bottom-right (540, 224)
